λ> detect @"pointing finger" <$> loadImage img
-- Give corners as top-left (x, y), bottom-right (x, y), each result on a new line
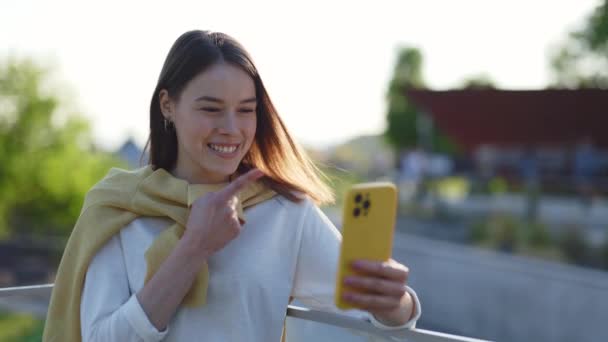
top-left (218, 168), bottom-right (264, 200)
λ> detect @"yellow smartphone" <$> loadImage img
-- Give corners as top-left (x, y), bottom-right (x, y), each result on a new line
top-left (335, 182), bottom-right (397, 310)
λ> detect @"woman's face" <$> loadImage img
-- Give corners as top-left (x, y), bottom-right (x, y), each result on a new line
top-left (160, 62), bottom-right (257, 184)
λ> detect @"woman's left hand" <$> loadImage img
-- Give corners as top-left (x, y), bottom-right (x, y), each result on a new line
top-left (342, 258), bottom-right (415, 326)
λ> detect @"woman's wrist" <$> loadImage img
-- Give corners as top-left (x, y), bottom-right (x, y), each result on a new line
top-left (177, 234), bottom-right (212, 267)
top-left (372, 291), bottom-right (415, 326)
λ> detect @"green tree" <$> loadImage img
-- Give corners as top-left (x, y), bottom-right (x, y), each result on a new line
top-left (0, 58), bottom-right (124, 238)
top-left (385, 47), bottom-right (424, 155)
top-left (384, 47), bottom-right (458, 161)
top-left (459, 74), bottom-right (496, 89)
top-left (551, 0), bottom-right (608, 88)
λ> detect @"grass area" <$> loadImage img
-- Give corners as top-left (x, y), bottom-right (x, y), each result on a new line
top-left (0, 311), bottom-right (44, 342)
top-left (469, 214), bottom-right (608, 269)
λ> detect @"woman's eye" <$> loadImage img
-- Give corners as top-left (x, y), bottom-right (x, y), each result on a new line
top-left (200, 107), bottom-right (220, 113)
top-left (239, 108), bottom-right (255, 113)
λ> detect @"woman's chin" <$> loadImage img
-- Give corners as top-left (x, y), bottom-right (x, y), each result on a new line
top-left (199, 164), bottom-right (239, 182)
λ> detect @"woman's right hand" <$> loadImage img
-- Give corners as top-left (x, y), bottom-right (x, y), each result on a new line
top-left (182, 168), bottom-right (265, 259)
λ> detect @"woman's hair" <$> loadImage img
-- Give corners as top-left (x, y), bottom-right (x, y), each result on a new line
top-left (144, 30), bottom-right (334, 205)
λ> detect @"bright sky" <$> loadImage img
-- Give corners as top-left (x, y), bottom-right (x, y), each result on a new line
top-left (0, 0), bottom-right (600, 150)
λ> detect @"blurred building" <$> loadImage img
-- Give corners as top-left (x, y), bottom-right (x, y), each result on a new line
top-left (115, 138), bottom-right (147, 169)
top-left (405, 88), bottom-right (608, 193)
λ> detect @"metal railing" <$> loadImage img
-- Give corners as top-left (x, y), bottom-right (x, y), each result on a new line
top-left (0, 284), bottom-right (491, 342)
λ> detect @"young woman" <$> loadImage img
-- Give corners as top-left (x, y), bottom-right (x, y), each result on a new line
top-left (43, 30), bottom-right (420, 342)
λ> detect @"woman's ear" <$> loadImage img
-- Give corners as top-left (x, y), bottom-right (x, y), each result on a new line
top-left (159, 89), bottom-right (174, 120)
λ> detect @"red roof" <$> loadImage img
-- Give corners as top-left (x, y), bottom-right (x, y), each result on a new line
top-left (405, 89), bottom-right (608, 152)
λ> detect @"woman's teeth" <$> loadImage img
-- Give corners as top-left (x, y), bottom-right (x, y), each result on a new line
top-left (208, 144), bottom-right (238, 153)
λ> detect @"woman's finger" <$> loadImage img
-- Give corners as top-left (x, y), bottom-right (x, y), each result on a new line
top-left (344, 276), bottom-right (406, 298)
top-left (217, 169), bottom-right (264, 201)
top-left (351, 259), bottom-right (409, 282)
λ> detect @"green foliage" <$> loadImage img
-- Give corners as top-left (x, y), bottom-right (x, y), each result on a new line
top-left (431, 132), bottom-right (460, 156)
top-left (459, 74), bottom-right (496, 89)
top-left (0, 311), bottom-right (44, 342)
top-left (558, 226), bottom-right (589, 265)
top-left (384, 47), bottom-right (424, 152)
top-left (469, 215), bottom-right (608, 269)
top-left (0, 57), bottom-right (125, 238)
top-left (477, 215), bottom-right (519, 252)
top-left (551, 0), bottom-right (608, 88)
top-left (526, 221), bottom-right (552, 248)
top-left (387, 48), bottom-right (425, 93)
top-left (385, 95), bottom-right (419, 150)
top-left (384, 47), bottom-right (459, 157)
top-left (471, 215), bottom-right (555, 256)
top-left (554, 226), bottom-right (608, 269)
top-left (470, 220), bottom-right (489, 243)
top-left (602, 236), bottom-right (608, 269)
top-left (471, 215), bottom-right (514, 250)
top-left (488, 177), bottom-right (509, 195)
top-left (578, 0), bottom-right (608, 54)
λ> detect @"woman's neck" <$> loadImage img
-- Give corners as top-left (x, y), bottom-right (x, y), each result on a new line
top-left (170, 164), bottom-right (229, 185)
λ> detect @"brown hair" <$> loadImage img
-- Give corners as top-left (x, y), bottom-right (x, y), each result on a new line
top-left (144, 30), bottom-right (334, 205)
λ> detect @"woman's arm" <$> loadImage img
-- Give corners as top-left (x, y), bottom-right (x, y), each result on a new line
top-left (135, 237), bottom-right (209, 330)
top-left (81, 229), bottom-right (209, 341)
top-left (290, 199), bottom-right (421, 329)
top-left (137, 168), bottom-right (265, 331)
top-left (83, 170), bottom-right (264, 340)
top-left (81, 233), bottom-right (165, 341)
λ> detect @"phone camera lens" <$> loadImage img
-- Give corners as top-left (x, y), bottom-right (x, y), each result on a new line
top-left (363, 200), bottom-right (370, 209)
top-left (355, 194), bottom-right (362, 203)
top-left (353, 208), bottom-right (361, 217)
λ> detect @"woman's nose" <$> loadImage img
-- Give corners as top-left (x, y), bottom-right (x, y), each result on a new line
top-left (217, 111), bottom-right (239, 134)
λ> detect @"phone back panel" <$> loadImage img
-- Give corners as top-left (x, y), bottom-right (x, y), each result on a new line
top-left (335, 182), bottom-right (397, 310)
